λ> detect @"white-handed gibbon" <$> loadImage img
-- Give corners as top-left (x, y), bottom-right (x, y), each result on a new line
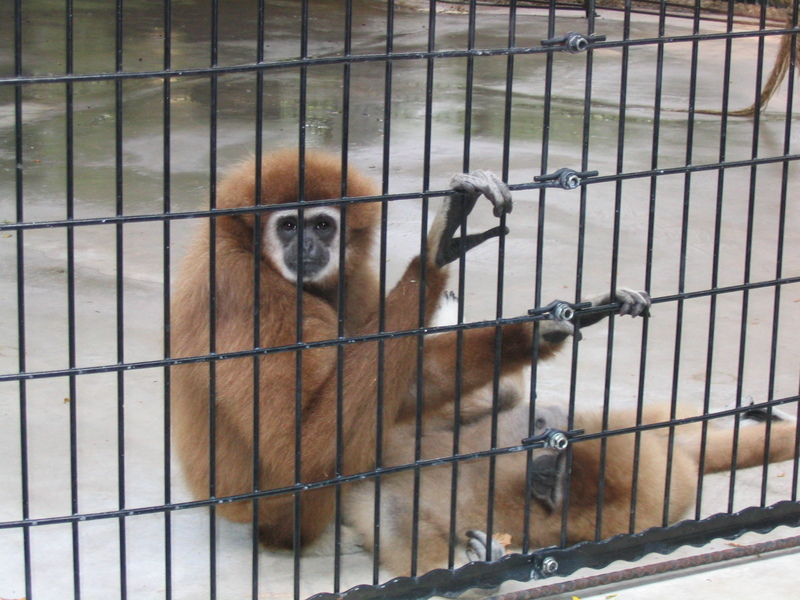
top-left (345, 395), bottom-right (798, 576)
top-left (170, 149), bottom-right (649, 549)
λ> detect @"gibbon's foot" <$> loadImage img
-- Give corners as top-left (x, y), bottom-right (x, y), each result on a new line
top-left (465, 530), bottom-right (507, 563)
top-left (436, 171), bottom-right (513, 267)
top-left (741, 401), bottom-right (797, 425)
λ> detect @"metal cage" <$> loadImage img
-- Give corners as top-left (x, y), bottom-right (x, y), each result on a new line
top-left (1, 1), bottom-right (799, 599)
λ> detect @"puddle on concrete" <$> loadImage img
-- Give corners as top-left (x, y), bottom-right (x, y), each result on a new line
top-left (1, 2), bottom-right (799, 599)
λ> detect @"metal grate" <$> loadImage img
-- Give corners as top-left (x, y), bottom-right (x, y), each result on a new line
top-left (1, 1), bottom-right (799, 600)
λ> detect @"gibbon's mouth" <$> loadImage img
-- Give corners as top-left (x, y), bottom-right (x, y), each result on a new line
top-left (283, 255), bottom-right (328, 278)
top-left (299, 258), bottom-right (326, 276)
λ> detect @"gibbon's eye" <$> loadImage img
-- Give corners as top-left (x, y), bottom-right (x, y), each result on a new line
top-left (315, 218), bottom-right (332, 231)
top-left (279, 218), bottom-right (297, 232)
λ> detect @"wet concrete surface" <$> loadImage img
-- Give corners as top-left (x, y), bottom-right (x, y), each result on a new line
top-left (1, 1), bottom-right (799, 599)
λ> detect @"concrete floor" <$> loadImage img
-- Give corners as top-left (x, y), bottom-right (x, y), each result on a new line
top-left (1, 2), bottom-right (799, 599)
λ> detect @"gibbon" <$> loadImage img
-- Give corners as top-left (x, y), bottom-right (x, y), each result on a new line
top-left (172, 149), bottom-right (601, 549)
top-left (345, 394), bottom-right (798, 576)
top-left (171, 148), bottom-right (657, 549)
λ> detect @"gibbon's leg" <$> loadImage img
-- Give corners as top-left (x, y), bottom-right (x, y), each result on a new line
top-left (418, 288), bottom-right (651, 411)
top-left (694, 403), bottom-right (798, 474)
top-left (256, 170), bottom-right (512, 547)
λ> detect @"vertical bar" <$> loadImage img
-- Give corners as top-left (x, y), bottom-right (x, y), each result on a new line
top-left (332, 1), bottom-right (354, 591)
top-left (646, 0), bottom-right (667, 529)
top-left (629, 0), bottom-right (659, 533)
top-left (372, 0), bottom-right (394, 582)
top-left (500, 0), bottom-right (516, 181)
top-left (764, 8), bottom-right (798, 506)
top-left (617, 0), bottom-right (645, 536)
top-left (596, 14), bottom-right (618, 538)
top-left (13, 0), bottom-right (33, 597)
top-left (161, 1), bottom-right (174, 598)
top-left (409, 0), bottom-right (437, 575)
top-left (528, 0), bottom-right (558, 552)
top-left (293, 3), bottom-right (310, 596)
top-left (114, 0), bottom-right (128, 596)
top-left (695, 0), bottom-right (737, 518)
top-left (63, 0), bottom-right (83, 596)
top-left (251, 1), bottom-right (266, 597)
top-left (661, 0), bottom-right (703, 527)
top-left (208, 1), bottom-right (221, 597)
top-left (729, 0), bottom-right (771, 514)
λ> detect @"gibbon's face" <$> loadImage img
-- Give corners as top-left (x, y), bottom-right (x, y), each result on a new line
top-left (265, 207), bottom-right (341, 284)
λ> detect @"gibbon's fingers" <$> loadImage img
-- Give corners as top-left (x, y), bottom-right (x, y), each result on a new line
top-left (465, 530), bottom-right (507, 563)
top-left (615, 288), bottom-right (651, 317)
top-left (450, 170), bottom-right (513, 217)
top-left (435, 171), bottom-right (513, 267)
top-left (577, 287), bottom-right (651, 329)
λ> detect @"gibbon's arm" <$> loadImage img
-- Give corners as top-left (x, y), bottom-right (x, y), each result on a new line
top-left (418, 288), bottom-right (650, 410)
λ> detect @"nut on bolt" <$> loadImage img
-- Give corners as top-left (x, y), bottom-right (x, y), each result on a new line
top-left (546, 430), bottom-right (569, 451)
top-left (552, 302), bottom-right (574, 322)
top-left (541, 556), bottom-right (559, 575)
top-left (559, 170), bottom-right (581, 189)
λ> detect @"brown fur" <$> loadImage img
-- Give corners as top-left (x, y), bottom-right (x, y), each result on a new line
top-left (347, 398), bottom-right (798, 576)
top-left (170, 150), bottom-right (570, 548)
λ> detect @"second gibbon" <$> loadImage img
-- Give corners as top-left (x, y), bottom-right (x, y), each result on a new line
top-left (346, 389), bottom-right (798, 575)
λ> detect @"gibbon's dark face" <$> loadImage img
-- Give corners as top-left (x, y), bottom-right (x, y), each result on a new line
top-left (265, 207), bottom-right (341, 284)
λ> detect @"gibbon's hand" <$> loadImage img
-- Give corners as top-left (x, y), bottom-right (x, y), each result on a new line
top-left (435, 170), bottom-right (513, 267)
top-left (576, 288), bottom-right (651, 329)
top-left (537, 288), bottom-right (650, 346)
top-left (609, 288), bottom-right (651, 318)
top-left (465, 530), bottom-right (507, 563)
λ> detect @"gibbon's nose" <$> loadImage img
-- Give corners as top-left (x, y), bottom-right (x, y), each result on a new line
top-left (302, 236), bottom-right (316, 252)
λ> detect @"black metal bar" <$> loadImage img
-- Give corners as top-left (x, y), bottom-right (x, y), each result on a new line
top-left (3, 395), bottom-right (799, 531)
top-left (64, 0), bottom-right (81, 597)
top-left (483, 533), bottom-right (800, 600)
top-left (293, 4), bottom-right (310, 597)
top-left (161, 2), bottom-right (174, 598)
top-left (13, 1), bottom-right (33, 598)
top-left (774, 3), bottom-right (799, 508)
top-left (250, 1), bottom-right (266, 597)
top-left (408, 0), bottom-right (438, 577)
top-left (5, 150), bottom-right (800, 234)
top-left (207, 1), bottom-right (221, 597)
top-left (114, 2), bottom-right (128, 596)
top-left (371, 0), bottom-right (395, 584)
top-left (3, 26), bottom-right (798, 89)
top-left (306, 502), bottom-right (800, 600)
top-left (333, 3), bottom-right (355, 589)
top-left (3, 277), bottom-right (800, 385)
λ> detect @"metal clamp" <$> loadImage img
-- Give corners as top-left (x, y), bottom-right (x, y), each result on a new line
top-left (521, 427), bottom-right (584, 449)
top-left (541, 32), bottom-right (607, 54)
top-left (527, 299), bottom-right (591, 322)
top-left (534, 168), bottom-right (598, 190)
